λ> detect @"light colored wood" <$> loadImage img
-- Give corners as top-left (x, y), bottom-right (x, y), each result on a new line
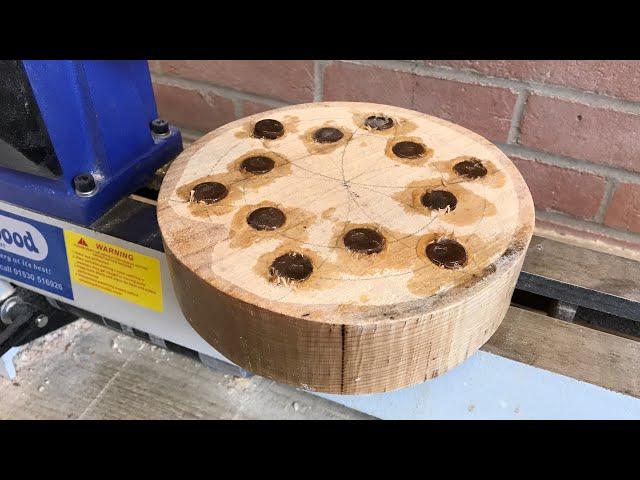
top-left (3, 307), bottom-right (638, 419)
top-left (534, 223), bottom-right (640, 262)
top-left (157, 102), bottom-right (535, 394)
top-left (484, 307), bottom-right (640, 398)
top-left (522, 236), bottom-right (640, 311)
top-left (0, 320), bottom-right (373, 420)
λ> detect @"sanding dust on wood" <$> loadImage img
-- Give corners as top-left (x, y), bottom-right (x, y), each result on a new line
top-left (11, 319), bottom-right (92, 367)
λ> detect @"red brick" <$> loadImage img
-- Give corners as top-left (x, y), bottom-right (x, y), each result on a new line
top-left (425, 61), bottom-right (640, 102)
top-left (323, 62), bottom-right (517, 142)
top-left (323, 62), bottom-right (415, 108)
top-left (510, 156), bottom-right (607, 220)
top-left (243, 100), bottom-right (278, 117)
top-left (158, 61), bottom-right (314, 103)
top-left (519, 95), bottom-right (640, 173)
top-left (412, 76), bottom-right (516, 142)
top-left (152, 83), bottom-right (235, 133)
top-left (604, 183), bottom-right (640, 234)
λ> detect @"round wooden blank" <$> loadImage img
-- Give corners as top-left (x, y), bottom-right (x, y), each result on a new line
top-left (158, 102), bottom-right (534, 394)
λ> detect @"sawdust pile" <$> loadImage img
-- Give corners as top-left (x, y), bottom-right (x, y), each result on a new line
top-left (12, 319), bottom-right (92, 368)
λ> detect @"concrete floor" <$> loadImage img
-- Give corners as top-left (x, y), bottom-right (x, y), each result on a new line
top-left (0, 320), bottom-right (373, 420)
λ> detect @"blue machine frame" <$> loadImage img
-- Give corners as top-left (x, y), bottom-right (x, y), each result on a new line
top-left (0, 60), bottom-right (182, 226)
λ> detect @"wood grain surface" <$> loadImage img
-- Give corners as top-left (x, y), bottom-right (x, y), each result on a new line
top-left (2, 306), bottom-right (637, 419)
top-left (158, 102), bottom-right (535, 394)
top-left (0, 320), bottom-right (372, 420)
top-left (486, 307), bottom-right (640, 398)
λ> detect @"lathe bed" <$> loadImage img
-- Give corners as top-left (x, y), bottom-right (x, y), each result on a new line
top-left (2, 167), bottom-right (639, 419)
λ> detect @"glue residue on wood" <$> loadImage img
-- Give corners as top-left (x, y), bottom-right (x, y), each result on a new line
top-left (161, 102), bottom-right (531, 308)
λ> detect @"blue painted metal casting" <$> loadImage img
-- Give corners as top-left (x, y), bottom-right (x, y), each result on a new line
top-left (0, 60), bottom-right (182, 226)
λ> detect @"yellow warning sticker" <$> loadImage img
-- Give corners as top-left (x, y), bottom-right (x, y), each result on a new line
top-left (64, 230), bottom-right (163, 312)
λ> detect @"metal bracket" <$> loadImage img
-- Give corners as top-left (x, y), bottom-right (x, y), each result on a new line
top-left (0, 346), bottom-right (19, 380)
top-left (0, 287), bottom-right (78, 359)
top-left (0, 297), bottom-right (45, 357)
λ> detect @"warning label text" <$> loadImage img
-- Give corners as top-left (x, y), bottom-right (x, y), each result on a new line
top-left (64, 231), bottom-right (163, 312)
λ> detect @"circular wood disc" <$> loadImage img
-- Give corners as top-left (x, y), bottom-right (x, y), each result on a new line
top-left (158, 102), bottom-right (535, 394)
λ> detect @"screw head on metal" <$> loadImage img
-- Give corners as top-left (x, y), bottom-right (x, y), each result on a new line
top-left (0, 297), bottom-right (19, 325)
top-left (73, 173), bottom-right (97, 197)
top-left (35, 314), bottom-right (48, 328)
top-left (150, 118), bottom-right (170, 136)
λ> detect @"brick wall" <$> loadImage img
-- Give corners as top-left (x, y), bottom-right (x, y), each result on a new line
top-left (149, 60), bottom-right (640, 251)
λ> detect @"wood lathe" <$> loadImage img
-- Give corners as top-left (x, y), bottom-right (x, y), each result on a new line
top-left (1, 63), bottom-right (639, 418)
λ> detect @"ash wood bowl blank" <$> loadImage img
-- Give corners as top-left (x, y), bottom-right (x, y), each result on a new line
top-left (157, 102), bottom-right (535, 394)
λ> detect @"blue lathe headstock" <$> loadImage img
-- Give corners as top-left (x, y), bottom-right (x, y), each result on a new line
top-left (0, 60), bottom-right (182, 226)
